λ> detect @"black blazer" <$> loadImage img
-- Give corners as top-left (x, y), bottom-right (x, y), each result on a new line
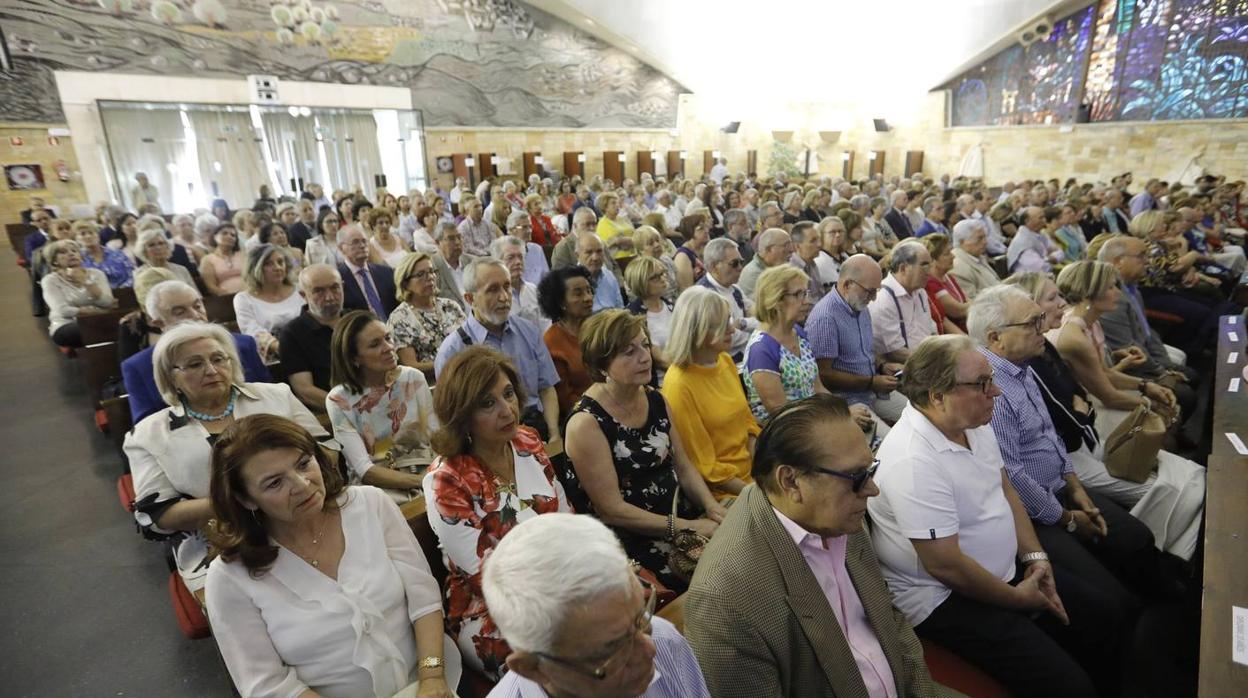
top-left (338, 262), bottom-right (399, 318)
top-left (884, 208), bottom-right (915, 239)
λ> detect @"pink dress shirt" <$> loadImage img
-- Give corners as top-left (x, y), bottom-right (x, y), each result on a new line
top-left (773, 507), bottom-right (898, 698)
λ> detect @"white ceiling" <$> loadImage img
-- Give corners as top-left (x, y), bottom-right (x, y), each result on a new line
top-left (529, 0), bottom-right (1079, 127)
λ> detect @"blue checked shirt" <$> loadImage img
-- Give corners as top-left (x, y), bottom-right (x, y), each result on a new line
top-left (980, 347), bottom-right (1074, 525)
top-left (806, 287), bottom-right (875, 405)
top-left (434, 312), bottom-right (560, 414)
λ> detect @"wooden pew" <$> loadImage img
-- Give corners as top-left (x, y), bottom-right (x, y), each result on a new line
top-left (1199, 314), bottom-right (1248, 696)
top-left (203, 293), bottom-right (237, 324)
top-left (77, 311), bottom-right (126, 346)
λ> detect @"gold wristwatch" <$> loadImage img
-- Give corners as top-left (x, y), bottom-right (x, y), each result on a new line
top-left (419, 656), bottom-right (444, 671)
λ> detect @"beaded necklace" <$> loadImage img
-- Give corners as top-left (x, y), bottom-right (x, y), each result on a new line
top-left (182, 387), bottom-right (238, 422)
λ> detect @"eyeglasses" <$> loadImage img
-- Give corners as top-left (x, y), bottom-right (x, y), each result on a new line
top-left (810, 459), bottom-right (880, 493)
top-left (998, 314), bottom-right (1046, 335)
top-left (535, 572), bottom-right (656, 680)
top-left (408, 269), bottom-right (436, 281)
top-left (174, 353), bottom-right (232, 375)
top-left (726, 258), bottom-right (745, 269)
top-left (953, 376), bottom-right (996, 395)
top-left (781, 289), bottom-right (817, 301)
top-left (648, 272), bottom-right (667, 282)
top-left (846, 279), bottom-right (880, 299)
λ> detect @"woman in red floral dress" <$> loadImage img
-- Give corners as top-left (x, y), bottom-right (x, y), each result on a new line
top-left (422, 347), bottom-right (571, 679)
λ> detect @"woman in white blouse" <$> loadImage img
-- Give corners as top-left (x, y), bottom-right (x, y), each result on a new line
top-left (135, 227), bottom-right (195, 287)
top-left (124, 322), bottom-right (327, 593)
top-left (306, 209), bottom-right (346, 267)
top-left (366, 207), bottom-right (411, 268)
top-left (206, 414), bottom-right (460, 698)
top-left (234, 244), bottom-right (305, 364)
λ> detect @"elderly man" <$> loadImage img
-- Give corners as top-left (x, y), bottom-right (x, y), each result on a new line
top-left (1006, 206), bottom-right (1060, 274)
top-left (123, 280), bottom-right (269, 423)
top-left (483, 513), bottom-right (711, 698)
top-left (429, 221), bottom-right (476, 311)
top-left (1129, 178), bottom-right (1164, 217)
top-left (435, 259), bottom-right (563, 452)
top-left (1097, 236), bottom-right (1199, 423)
top-left (871, 336), bottom-right (1101, 697)
top-left (807, 254), bottom-right (902, 430)
top-left (723, 208), bottom-right (754, 264)
top-left (130, 172), bottom-right (161, 213)
top-left (336, 224), bottom-right (397, 321)
top-left (24, 208), bottom-right (55, 315)
top-left (505, 209), bottom-right (550, 285)
top-left (491, 234), bottom-right (546, 331)
top-left (789, 221), bottom-right (825, 301)
top-left (885, 190), bottom-right (916, 239)
top-left (742, 188), bottom-right (761, 230)
top-left (577, 234), bottom-right (624, 312)
top-left (1102, 189), bottom-right (1131, 234)
top-left (756, 201), bottom-right (784, 238)
top-left (457, 194), bottom-right (496, 257)
top-left (279, 264), bottom-right (345, 415)
top-left (739, 228), bottom-right (793, 298)
top-left (969, 286), bottom-right (1161, 618)
top-left (948, 219), bottom-right (1001, 299)
top-left (685, 394), bottom-right (956, 698)
top-left (698, 237), bottom-right (756, 359)
top-left (969, 193), bottom-right (1007, 256)
top-left (552, 206), bottom-right (625, 285)
top-left (655, 190), bottom-right (682, 231)
top-left (867, 241), bottom-right (937, 363)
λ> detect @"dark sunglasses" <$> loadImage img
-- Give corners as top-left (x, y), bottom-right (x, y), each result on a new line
top-left (810, 459), bottom-right (880, 492)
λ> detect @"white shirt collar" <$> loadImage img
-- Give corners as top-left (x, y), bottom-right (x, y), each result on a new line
top-left (882, 274), bottom-right (910, 298)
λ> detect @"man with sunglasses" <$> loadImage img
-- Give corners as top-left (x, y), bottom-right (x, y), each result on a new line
top-left (869, 335), bottom-right (1100, 697)
top-left (686, 394), bottom-right (955, 697)
top-left (483, 513), bottom-right (710, 698)
top-left (697, 237), bottom-right (755, 359)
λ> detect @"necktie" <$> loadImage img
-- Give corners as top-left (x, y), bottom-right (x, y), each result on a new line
top-left (357, 268), bottom-right (388, 321)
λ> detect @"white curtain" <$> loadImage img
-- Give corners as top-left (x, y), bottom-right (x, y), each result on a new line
top-left (320, 112), bottom-right (384, 197)
top-left (100, 106), bottom-right (193, 213)
top-left (259, 112), bottom-right (325, 197)
top-left (188, 110), bottom-right (269, 211)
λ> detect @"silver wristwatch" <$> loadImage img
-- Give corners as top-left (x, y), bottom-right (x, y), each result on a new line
top-left (1019, 552), bottom-right (1049, 565)
top-left (1064, 513), bottom-right (1078, 533)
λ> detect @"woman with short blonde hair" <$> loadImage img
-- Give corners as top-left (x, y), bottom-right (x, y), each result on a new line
top-left (41, 239), bottom-right (116, 346)
top-left (743, 265), bottom-right (828, 420)
top-left (135, 226), bottom-right (195, 287)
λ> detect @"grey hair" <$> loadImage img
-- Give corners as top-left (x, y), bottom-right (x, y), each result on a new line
top-left (144, 279), bottom-right (201, 323)
top-left (462, 258), bottom-right (509, 294)
top-left (891, 190), bottom-right (908, 205)
top-left (951, 218), bottom-right (986, 246)
top-left (756, 227), bottom-right (790, 252)
top-left (896, 335), bottom-right (977, 408)
top-left (572, 206), bottom-right (598, 225)
top-left (790, 221), bottom-right (817, 245)
top-left (134, 227), bottom-right (171, 264)
top-left (490, 234), bottom-right (525, 259)
top-left (434, 221), bottom-right (458, 242)
top-left (888, 241), bottom-right (926, 272)
top-left (967, 284), bottom-right (1032, 346)
top-left (723, 208), bottom-right (747, 229)
top-left (702, 237), bottom-right (739, 269)
top-left (505, 209), bottom-right (529, 229)
top-left (849, 194), bottom-right (870, 211)
top-left (759, 201), bottom-right (781, 218)
top-left (921, 196), bottom-right (941, 215)
top-left (1097, 235), bottom-right (1135, 263)
top-left (152, 321), bottom-right (244, 408)
top-left (243, 244), bottom-right (297, 292)
top-left (482, 513), bottom-right (632, 653)
top-left (193, 213), bottom-right (220, 237)
top-left (171, 213), bottom-right (193, 227)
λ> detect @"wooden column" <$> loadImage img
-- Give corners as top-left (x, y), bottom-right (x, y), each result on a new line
top-left (703, 150), bottom-right (715, 175)
top-left (522, 152), bottom-right (541, 180)
top-left (869, 150), bottom-right (886, 178)
top-left (452, 154), bottom-right (470, 184)
top-left (636, 151), bottom-right (656, 178)
top-left (841, 152), bottom-right (855, 180)
top-left (477, 152), bottom-right (496, 179)
top-left (667, 151), bottom-right (685, 178)
top-left (904, 151), bottom-right (925, 177)
top-left (603, 151), bottom-right (624, 184)
top-left (563, 152), bottom-right (584, 179)
top-left (746, 150), bottom-right (758, 175)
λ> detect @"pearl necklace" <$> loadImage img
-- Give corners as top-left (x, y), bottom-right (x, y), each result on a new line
top-left (182, 387), bottom-right (238, 422)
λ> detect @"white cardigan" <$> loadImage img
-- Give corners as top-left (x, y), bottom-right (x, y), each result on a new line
top-left (206, 486), bottom-right (462, 698)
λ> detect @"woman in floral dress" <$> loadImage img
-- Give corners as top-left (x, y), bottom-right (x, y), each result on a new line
top-left (423, 347), bottom-right (571, 679)
top-left (387, 252), bottom-right (466, 376)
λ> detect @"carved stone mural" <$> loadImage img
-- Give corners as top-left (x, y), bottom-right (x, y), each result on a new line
top-left (0, 0), bottom-right (684, 127)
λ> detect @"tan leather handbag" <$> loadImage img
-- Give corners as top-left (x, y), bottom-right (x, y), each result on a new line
top-left (1102, 405), bottom-right (1166, 483)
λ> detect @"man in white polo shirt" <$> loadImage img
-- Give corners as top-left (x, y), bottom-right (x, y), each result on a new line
top-left (869, 335), bottom-right (1102, 698)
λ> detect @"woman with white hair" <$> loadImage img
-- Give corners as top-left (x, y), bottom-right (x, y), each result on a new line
top-left (124, 322), bottom-right (326, 592)
top-left (40, 239), bottom-right (117, 347)
top-left (169, 213), bottom-right (204, 264)
top-left (233, 244), bottom-right (304, 363)
top-left (661, 287), bottom-right (762, 501)
top-left (482, 513), bottom-right (711, 697)
top-left (135, 226), bottom-right (195, 287)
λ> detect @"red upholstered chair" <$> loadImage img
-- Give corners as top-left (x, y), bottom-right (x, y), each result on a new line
top-left (116, 474), bottom-right (135, 513)
top-left (168, 573), bottom-right (211, 640)
top-left (921, 639), bottom-right (1012, 697)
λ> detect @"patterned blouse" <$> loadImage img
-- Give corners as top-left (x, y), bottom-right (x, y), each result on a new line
top-left (386, 298), bottom-right (466, 364)
top-left (326, 366), bottom-right (438, 481)
top-left (81, 246), bottom-right (135, 288)
top-left (422, 427), bottom-right (571, 678)
top-left (742, 327), bottom-right (819, 421)
top-left (1140, 241), bottom-right (1185, 291)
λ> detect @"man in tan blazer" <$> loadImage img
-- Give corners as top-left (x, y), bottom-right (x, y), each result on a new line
top-left (685, 394), bottom-right (961, 698)
top-left (948, 219), bottom-right (1001, 300)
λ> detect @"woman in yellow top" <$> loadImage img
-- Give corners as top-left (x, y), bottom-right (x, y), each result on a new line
top-left (595, 192), bottom-right (636, 258)
top-left (661, 287), bottom-right (761, 501)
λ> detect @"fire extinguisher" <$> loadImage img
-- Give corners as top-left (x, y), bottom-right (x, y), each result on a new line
top-left (53, 159), bottom-right (71, 183)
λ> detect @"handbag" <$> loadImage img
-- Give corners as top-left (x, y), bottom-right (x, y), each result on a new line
top-left (1102, 404), bottom-right (1166, 483)
top-left (666, 484), bottom-right (709, 584)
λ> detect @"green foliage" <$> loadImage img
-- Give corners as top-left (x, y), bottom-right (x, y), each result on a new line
top-left (768, 141), bottom-right (802, 179)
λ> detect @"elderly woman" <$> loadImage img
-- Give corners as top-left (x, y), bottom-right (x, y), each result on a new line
top-left (257, 221), bottom-right (304, 270)
top-left (206, 414), bottom-right (461, 698)
top-left (387, 252), bottom-right (466, 375)
top-left (563, 309), bottom-right (726, 590)
top-left (105, 211), bottom-right (140, 263)
top-left (921, 233), bottom-right (969, 334)
top-left (124, 322), bottom-right (326, 592)
top-left (624, 255), bottom-right (674, 383)
top-left (408, 205), bottom-right (440, 255)
top-left (781, 190), bottom-right (803, 227)
top-left (367, 207), bottom-right (410, 267)
top-left (40, 239), bottom-right (116, 347)
top-left (76, 219), bottom-right (135, 289)
top-left (813, 215), bottom-right (851, 286)
top-left (661, 287), bottom-right (762, 501)
top-left (672, 213), bottom-right (710, 291)
top-left (633, 225), bottom-right (678, 302)
top-left (135, 227), bottom-right (195, 287)
top-left (595, 191), bottom-right (636, 258)
top-left (170, 213), bottom-right (204, 264)
top-left (504, 209), bottom-right (550, 286)
top-left (233, 244), bottom-right (304, 363)
top-left (861, 197), bottom-right (898, 257)
top-left (116, 266), bottom-right (180, 361)
top-left (232, 209), bottom-right (260, 249)
top-left (306, 208), bottom-right (345, 267)
top-left (742, 265), bottom-right (828, 421)
top-left (422, 346), bottom-right (572, 678)
top-left (524, 193), bottom-right (559, 248)
top-left (199, 223), bottom-right (247, 296)
top-left (1005, 272), bottom-right (1205, 561)
top-left (538, 266), bottom-right (596, 416)
top-left (327, 311), bottom-right (437, 502)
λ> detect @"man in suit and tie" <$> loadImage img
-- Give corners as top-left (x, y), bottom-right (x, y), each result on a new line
top-left (885, 190), bottom-right (916, 239)
top-left (685, 393), bottom-right (958, 697)
top-left (336, 224), bottom-right (398, 321)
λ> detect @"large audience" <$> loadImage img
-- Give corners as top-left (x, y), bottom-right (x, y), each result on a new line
top-left (20, 166), bottom-right (1248, 697)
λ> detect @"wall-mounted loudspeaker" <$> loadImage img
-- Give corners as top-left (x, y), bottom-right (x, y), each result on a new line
top-left (721, 122), bottom-right (741, 134)
top-left (1018, 17), bottom-right (1053, 47)
top-left (872, 119), bottom-right (890, 133)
